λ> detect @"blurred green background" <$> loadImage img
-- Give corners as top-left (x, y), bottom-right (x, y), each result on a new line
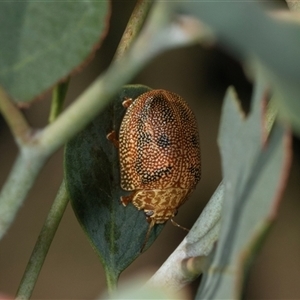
top-left (1, 2), bottom-right (300, 299)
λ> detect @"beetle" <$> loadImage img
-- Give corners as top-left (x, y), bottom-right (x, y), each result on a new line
top-left (108, 89), bottom-right (201, 251)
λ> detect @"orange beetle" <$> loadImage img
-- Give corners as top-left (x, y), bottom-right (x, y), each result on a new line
top-left (117, 89), bottom-right (201, 251)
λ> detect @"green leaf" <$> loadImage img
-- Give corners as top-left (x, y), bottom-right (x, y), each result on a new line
top-left (196, 77), bottom-right (292, 298)
top-left (147, 182), bottom-right (224, 291)
top-left (180, 2), bottom-right (300, 135)
top-left (64, 85), bottom-right (164, 288)
top-left (0, 1), bottom-right (109, 103)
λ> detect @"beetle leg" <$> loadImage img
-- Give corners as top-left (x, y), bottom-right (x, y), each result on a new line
top-left (106, 130), bottom-right (119, 148)
top-left (143, 204), bottom-right (155, 211)
top-left (140, 218), bottom-right (156, 253)
top-left (120, 193), bottom-right (134, 206)
top-left (122, 98), bottom-right (133, 108)
top-left (107, 96), bottom-right (133, 147)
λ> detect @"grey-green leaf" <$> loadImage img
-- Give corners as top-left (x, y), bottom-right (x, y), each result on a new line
top-left (180, 2), bottom-right (300, 135)
top-left (64, 85), bottom-right (164, 287)
top-left (0, 1), bottom-right (109, 103)
top-left (196, 78), bottom-right (292, 299)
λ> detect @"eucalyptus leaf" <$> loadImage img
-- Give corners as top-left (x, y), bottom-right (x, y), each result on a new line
top-left (64, 85), bottom-right (164, 287)
top-left (196, 78), bottom-right (292, 299)
top-left (180, 2), bottom-right (300, 135)
top-left (147, 182), bottom-right (224, 291)
top-left (0, 1), bottom-right (109, 103)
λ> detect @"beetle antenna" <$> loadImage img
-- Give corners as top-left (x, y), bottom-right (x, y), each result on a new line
top-left (141, 219), bottom-right (156, 253)
top-left (171, 218), bottom-right (189, 232)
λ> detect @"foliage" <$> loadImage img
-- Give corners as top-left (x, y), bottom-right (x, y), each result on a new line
top-left (0, 1), bottom-right (109, 103)
top-left (0, 1), bottom-right (297, 299)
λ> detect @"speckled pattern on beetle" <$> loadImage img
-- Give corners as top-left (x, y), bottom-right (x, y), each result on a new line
top-left (118, 89), bottom-right (201, 231)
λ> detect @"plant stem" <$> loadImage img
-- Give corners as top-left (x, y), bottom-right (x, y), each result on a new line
top-left (113, 0), bottom-right (153, 62)
top-left (16, 182), bottom-right (69, 300)
top-left (0, 86), bottom-right (31, 144)
top-left (49, 78), bottom-right (70, 123)
top-left (105, 269), bottom-right (119, 296)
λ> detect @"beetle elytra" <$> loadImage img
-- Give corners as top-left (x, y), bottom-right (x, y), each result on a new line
top-left (108, 89), bottom-right (201, 251)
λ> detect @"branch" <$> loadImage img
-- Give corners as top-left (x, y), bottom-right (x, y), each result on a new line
top-left (113, 0), bottom-right (154, 62)
top-left (16, 182), bottom-right (69, 300)
top-left (0, 147), bottom-right (47, 240)
top-left (147, 182), bottom-right (224, 291)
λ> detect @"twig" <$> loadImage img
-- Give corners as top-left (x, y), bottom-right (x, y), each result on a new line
top-left (113, 0), bottom-right (153, 61)
top-left (16, 182), bottom-right (69, 300)
top-left (15, 80), bottom-right (70, 299)
top-left (0, 86), bottom-right (31, 144)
